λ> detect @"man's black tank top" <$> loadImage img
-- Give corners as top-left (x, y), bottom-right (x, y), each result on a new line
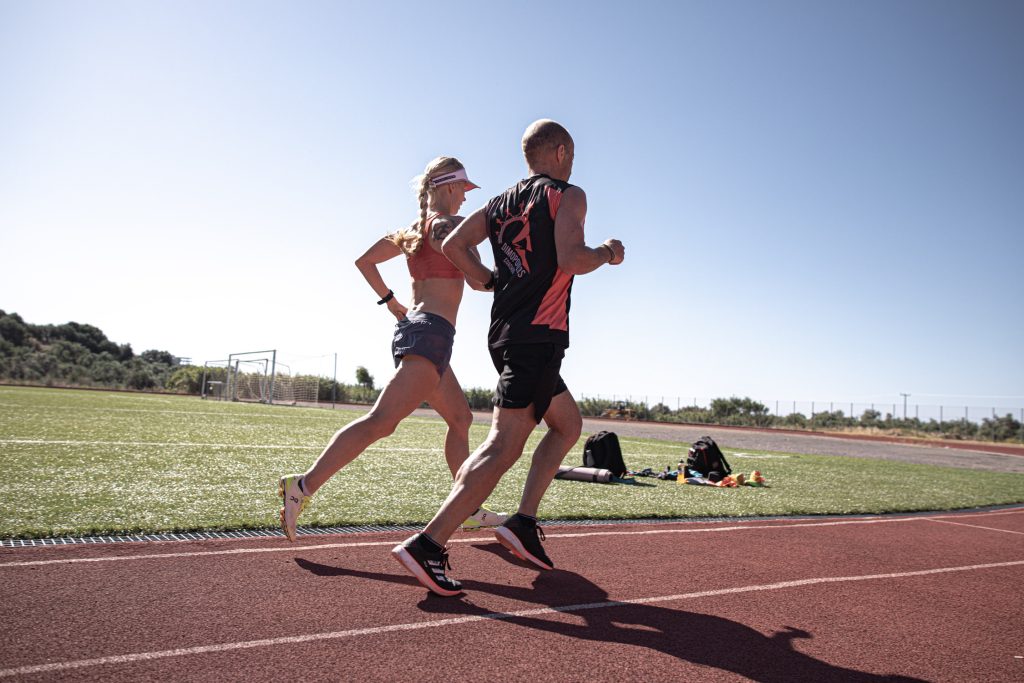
top-left (485, 174), bottom-right (575, 349)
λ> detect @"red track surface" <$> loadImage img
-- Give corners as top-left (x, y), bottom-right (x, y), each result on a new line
top-left (2, 509), bottom-right (1023, 682)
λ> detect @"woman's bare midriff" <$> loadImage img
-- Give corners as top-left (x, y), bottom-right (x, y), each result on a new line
top-left (407, 278), bottom-right (465, 326)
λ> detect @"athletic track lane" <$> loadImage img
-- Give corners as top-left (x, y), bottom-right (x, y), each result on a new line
top-left (1, 507), bottom-right (1022, 682)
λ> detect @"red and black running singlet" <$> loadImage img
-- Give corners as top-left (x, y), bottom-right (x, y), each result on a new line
top-left (485, 174), bottom-right (575, 349)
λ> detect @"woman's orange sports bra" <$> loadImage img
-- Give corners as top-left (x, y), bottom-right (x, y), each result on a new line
top-left (407, 214), bottom-right (463, 281)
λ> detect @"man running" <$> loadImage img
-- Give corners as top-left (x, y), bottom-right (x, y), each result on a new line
top-left (392, 119), bottom-right (625, 596)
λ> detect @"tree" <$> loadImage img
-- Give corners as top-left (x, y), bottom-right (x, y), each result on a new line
top-left (126, 360), bottom-right (156, 390)
top-left (710, 396), bottom-right (768, 419)
top-left (51, 340), bottom-right (92, 366)
top-left (141, 349), bottom-right (176, 366)
top-left (355, 366), bottom-right (375, 389)
top-left (43, 321), bottom-right (119, 356)
top-left (978, 413), bottom-right (1022, 442)
top-left (860, 409), bottom-right (881, 427)
top-left (0, 312), bottom-right (29, 347)
top-left (91, 358), bottom-right (127, 385)
top-left (781, 412), bottom-right (807, 427)
top-left (812, 410), bottom-right (852, 429)
top-left (650, 402), bottom-right (673, 416)
top-left (166, 365), bottom-right (220, 394)
top-left (464, 387), bottom-right (493, 411)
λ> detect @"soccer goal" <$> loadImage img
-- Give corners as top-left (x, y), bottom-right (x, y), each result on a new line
top-left (203, 350), bottom-right (319, 405)
top-left (229, 358), bottom-right (272, 402)
top-left (270, 362), bottom-right (319, 405)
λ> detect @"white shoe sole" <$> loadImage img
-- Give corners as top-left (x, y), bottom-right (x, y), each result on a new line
top-left (278, 477), bottom-right (302, 543)
top-left (493, 527), bottom-right (553, 570)
top-left (460, 518), bottom-right (505, 531)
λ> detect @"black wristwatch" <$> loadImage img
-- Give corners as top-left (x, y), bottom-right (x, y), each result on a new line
top-left (377, 290), bottom-right (394, 305)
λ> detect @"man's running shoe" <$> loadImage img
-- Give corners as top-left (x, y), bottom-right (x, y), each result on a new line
top-left (391, 533), bottom-right (462, 597)
top-left (461, 506), bottom-right (510, 531)
top-left (493, 513), bottom-right (554, 570)
top-left (278, 474), bottom-right (310, 542)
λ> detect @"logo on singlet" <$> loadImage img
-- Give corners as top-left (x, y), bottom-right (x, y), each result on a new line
top-left (496, 201), bottom-right (534, 277)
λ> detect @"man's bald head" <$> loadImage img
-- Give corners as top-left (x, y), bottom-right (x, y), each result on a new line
top-left (522, 119), bottom-right (573, 166)
top-left (522, 119), bottom-right (574, 180)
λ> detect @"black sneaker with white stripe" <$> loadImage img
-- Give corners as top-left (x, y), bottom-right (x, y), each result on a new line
top-left (493, 513), bottom-right (554, 570)
top-left (391, 533), bottom-right (462, 597)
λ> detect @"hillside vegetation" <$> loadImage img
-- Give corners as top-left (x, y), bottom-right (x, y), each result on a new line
top-left (1, 309), bottom-right (1020, 443)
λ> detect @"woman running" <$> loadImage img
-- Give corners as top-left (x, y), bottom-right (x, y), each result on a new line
top-left (278, 156), bottom-right (506, 540)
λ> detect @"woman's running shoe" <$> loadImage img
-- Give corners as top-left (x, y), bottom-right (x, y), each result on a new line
top-left (461, 506), bottom-right (510, 530)
top-left (278, 474), bottom-right (310, 542)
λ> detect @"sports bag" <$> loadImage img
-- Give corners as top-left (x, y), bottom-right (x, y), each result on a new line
top-left (583, 431), bottom-right (627, 477)
top-left (685, 436), bottom-right (732, 482)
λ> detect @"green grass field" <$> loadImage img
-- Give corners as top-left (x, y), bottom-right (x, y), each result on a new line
top-left (2, 386), bottom-right (1024, 539)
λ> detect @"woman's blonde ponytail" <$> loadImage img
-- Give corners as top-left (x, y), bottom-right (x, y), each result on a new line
top-left (388, 156), bottom-right (465, 256)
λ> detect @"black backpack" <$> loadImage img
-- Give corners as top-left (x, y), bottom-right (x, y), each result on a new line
top-left (685, 436), bottom-right (732, 482)
top-left (583, 431), bottom-right (627, 477)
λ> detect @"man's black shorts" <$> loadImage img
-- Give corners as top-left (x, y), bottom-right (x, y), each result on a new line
top-left (489, 343), bottom-right (568, 423)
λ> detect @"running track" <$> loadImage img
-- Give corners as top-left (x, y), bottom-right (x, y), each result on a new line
top-left (2, 507), bottom-right (1022, 681)
top-left (409, 406), bottom-right (1024, 473)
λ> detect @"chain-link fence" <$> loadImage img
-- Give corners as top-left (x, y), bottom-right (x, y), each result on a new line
top-left (576, 394), bottom-right (1024, 444)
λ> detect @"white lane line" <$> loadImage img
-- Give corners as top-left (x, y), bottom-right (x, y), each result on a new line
top-left (3, 508), bottom-right (1022, 569)
top-left (0, 438), bottom-right (439, 452)
top-left (0, 403), bottom-right (351, 421)
top-left (924, 519), bottom-right (1024, 535)
top-left (929, 509), bottom-right (1024, 520)
top-left (2, 558), bottom-right (1021, 679)
top-left (926, 509), bottom-right (1024, 521)
top-left (0, 517), bottom-right (941, 569)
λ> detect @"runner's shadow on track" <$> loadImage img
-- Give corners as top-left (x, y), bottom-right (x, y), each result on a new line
top-left (296, 549), bottom-right (925, 681)
top-left (412, 543), bottom-right (927, 683)
top-left (294, 557), bottom-right (424, 589)
top-left (294, 554), bottom-right (541, 596)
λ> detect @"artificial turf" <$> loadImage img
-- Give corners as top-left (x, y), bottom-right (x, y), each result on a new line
top-left (2, 386), bottom-right (1023, 539)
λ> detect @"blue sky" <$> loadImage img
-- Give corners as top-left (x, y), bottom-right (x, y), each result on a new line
top-left (1, 0), bottom-right (1022, 417)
